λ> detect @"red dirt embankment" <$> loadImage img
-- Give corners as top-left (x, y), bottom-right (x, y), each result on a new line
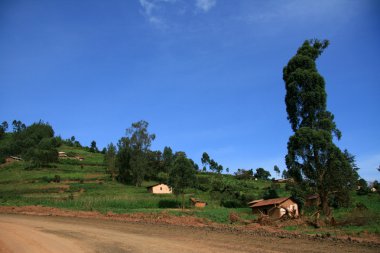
top-left (0, 205), bottom-right (379, 248)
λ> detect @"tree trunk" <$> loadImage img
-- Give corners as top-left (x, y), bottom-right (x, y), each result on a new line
top-left (320, 191), bottom-right (330, 216)
top-left (181, 193), bottom-right (184, 210)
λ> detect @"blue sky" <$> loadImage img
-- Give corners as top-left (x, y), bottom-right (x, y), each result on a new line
top-left (1, 0), bottom-right (379, 180)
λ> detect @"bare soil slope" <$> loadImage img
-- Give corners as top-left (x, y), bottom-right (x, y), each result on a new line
top-left (0, 214), bottom-right (378, 253)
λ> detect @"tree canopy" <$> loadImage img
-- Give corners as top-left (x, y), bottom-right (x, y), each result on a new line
top-left (168, 152), bottom-right (197, 209)
top-left (283, 39), bottom-right (358, 214)
top-left (254, 168), bottom-right (271, 180)
top-left (0, 120), bottom-right (59, 167)
top-left (116, 120), bottom-right (156, 186)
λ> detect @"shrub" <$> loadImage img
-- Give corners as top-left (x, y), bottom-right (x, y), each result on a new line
top-left (53, 175), bottom-right (61, 183)
top-left (263, 189), bottom-right (279, 200)
top-left (158, 199), bottom-right (181, 208)
top-left (338, 208), bottom-right (379, 226)
top-left (41, 176), bottom-right (52, 183)
top-left (66, 152), bottom-right (77, 157)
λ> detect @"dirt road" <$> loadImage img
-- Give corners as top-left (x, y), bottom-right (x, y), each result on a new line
top-left (0, 214), bottom-right (378, 253)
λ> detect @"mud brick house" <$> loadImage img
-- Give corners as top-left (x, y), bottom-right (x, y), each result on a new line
top-left (249, 197), bottom-right (299, 218)
top-left (147, 183), bottom-right (172, 194)
top-left (190, 197), bottom-right (207, 208)
top-left (305, 194), bottom-right (321, 207)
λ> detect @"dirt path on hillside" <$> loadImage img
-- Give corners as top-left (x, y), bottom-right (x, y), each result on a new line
top-left (0, 214), bottom-right (378, 253)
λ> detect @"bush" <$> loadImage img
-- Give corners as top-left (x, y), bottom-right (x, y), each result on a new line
top-left (263, 189), bottom-right (279, 200)
top-left (221, 198), bottom-right (243, 208)
top-left (338, 208), bottom-right (379, 226)
top-left (41, 176), bottom-right (52, 183)
top-left (53, 175), bottom-right (61, 183)
top-left (66, 151), bottom-right (77, 157)
top-left (158, 199), bottom-right (181, 208)
top-left (0, 154), bottom-right (5, 164)
top-left (357, 187), bottom-right (370, 196)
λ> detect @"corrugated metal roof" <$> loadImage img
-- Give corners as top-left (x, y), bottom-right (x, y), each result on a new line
top-left (250, 197), bottom-right (291, 208)
top-left (247, 199), bottom-right (264, 205)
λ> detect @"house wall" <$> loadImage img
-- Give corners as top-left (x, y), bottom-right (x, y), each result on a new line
top-left (251, 200), bottom-right (299, 218)
top-left (151, 184), bottom-right (172, 194)
top-left (280, 199), bottom-right (299, 217)
top-left (194, 202), bottom-right (206, 208)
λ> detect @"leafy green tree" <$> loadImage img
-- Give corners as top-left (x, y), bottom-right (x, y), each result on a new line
top-left (162, 146), bottom-right (174, 172)
top-left (12, 120), bottom-right (26, 133)
top-left (116, 120), bottom-right (156, 186)
top-left (89, 140), bottom-right (98, 153)
top-left (104, 143), bottom-right (117, 180)
top-left (283, 39), bottom-right (358, 214)
top-left (127, 120), bottom-right (156, 151)
top-left (116, 137), bottom-right (132, 183)
top-left (254, 168), bottom-right (271, 180)
top-left (274, 165), bottom-right (280, 178)
top-left (145, 150), bottom-right (163, 180)
top-left (9, 121), bottom-right (59, 167)
top-left (24, 137), bottom-right (58, 167)
top-left (234, 168), bottom-right (254, 180)
top-left (0, 121), bottom-right (8, 138)
top-left (168, 152), bottom-right (197, 209)
top-left (201, 152), bottom-right (223, 174)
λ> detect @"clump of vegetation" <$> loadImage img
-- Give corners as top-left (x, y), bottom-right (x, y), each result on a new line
top-left (0, 120), bottom-right (59, 168)
top-left (53, 175), bottom-right (61, 183)
top-left (338, 208), bottom-right (379, 227)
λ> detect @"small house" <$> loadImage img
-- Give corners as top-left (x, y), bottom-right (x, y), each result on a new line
top-left (5, 156), bottom-right (23, 163)
top-left (190, 197), bottom-right (207, 208)
top-left (147, 183), bottom-right (172, 194)
top-left (249, 197), bottom-right (298, 218)
top-left (305, 194), bottom-right (320, 207)
top-left (58, 152), bottom-right (68, 158)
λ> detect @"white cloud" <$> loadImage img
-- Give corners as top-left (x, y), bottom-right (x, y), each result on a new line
top-left (138, 0), bottom-right (180, 28)
top-left (196, 0), bottom-right (217, 12)
top-left (138, 0), bottom-right (215, 28)
top-left (139, 0), bottom-right (155, 16)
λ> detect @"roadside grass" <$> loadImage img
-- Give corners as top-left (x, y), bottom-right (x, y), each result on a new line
top-left (287, 192), bottom-right (380, 236)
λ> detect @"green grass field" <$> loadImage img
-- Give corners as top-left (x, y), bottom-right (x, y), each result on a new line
top-left (0, 148), bottom-right (379, 234)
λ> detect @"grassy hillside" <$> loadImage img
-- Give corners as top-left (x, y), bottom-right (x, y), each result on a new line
top-left (1, 146), bottom-right (379, 234)
top-left (0, 146), bottom-right (257, 222)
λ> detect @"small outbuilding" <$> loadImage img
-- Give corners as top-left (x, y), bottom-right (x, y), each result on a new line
top-left (58, 152), bottom-right (68, 158)
top-left (305, 194), bottom-right (320, 207)
top-left (75, 156), bottom-right (84, 161)
top-left (147, 183), bottom-right (172, 194)
top-left (190, 197), bottom-right (207, 208)
top-left (249, 197), bottom-right (299, 219)
top-left (5, 156), bottom-right (23, 163)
